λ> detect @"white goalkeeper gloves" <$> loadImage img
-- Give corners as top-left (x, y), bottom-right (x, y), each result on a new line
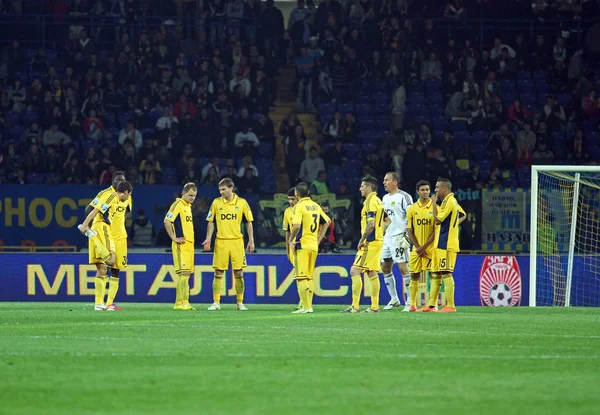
top-left (399, 233), bottom-right (411, 252)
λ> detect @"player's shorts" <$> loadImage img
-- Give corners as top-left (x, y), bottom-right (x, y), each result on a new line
top-left (381, 233), bottom-right (409, 263)
top-left (293, 248), bottom-right (317, 280)
top-left (431, 248), bottom-right (457, 273)
top-left (112, 238), bottom-right (128, 270)
top-left (409, 251), bottom-right (432, 274)
top-left (89, 222), bottom-right (114, 264)
top-left (213, 238), bottom-right (246, 271)
top-left (172, 241), bottom-right (195, 274)
top-left (353, 240), bottom-right (383, 272)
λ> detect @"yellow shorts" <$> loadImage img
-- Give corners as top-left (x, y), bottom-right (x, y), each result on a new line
top-left (293, 249), bottom-right (317, 280)
top-left (172, 241), bottom-right (195, 274)
top-left (353, 240), bottom-right (383, 272)
top-left (409, 251), bottom-right (432, 274)
top-left (431, 248), bottom-right (457, 273)
top-left (213, 238), bottom-right (246, 271)
top-left (89, 222), bottom-right (114, 264)
top-left (112, 238), bottom-right (128, 270)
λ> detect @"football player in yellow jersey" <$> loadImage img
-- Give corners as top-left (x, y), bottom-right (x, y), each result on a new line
top-left (405, 180), bottom-right (436, 312)
top-left (78, 181), bottom-right (133, 311)
top-left (288, 182), bottom-right (330, 314)
top-left (282, 188), bottom-right (303, 310)
top-left (341, 176), bottom-right (390, 313)
top-left (101, 171), bottom-right (132, 311)
top-left (420, 178), bottom-right (466, 313)
top-left (203, 178), bottom-right (255, 311)
top-left (164, 182), bottom-right (198, 311)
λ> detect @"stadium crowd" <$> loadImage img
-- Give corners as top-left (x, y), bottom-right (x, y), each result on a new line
top-left (0, 0), bottom-right (598, 197)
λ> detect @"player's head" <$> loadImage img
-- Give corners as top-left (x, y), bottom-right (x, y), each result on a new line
top-left (295, 182), bottom-right (310, 199)
top-left (360, 176), bottom-right (377, 197)
top-left (416, 180), bottom-right (431, 201)
top-left (383, 172), bottom-right (399, 193)
top-left (115, 181), bottom-right (133, 202)
top-left (435, 178), bottom-right (452, 199)
top-left (111, 170), bottom-right (125, 189)
top-left (218, 178), bottom-right (235, 199)
top-left (287, 187), bottom-right (298, 207)
top-left (182, 182), bottom-right (197, 204)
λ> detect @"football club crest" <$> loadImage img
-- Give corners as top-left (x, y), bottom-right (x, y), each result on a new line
top-left (479, 256), bottom-right (522, 307)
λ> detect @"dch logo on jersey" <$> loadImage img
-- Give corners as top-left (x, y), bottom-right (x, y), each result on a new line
top-left (479, 256), bottom-right (522, 307)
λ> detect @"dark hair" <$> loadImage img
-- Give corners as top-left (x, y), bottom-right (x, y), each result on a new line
top-left (183, 182), bottom-right (197, 193)
top-left (219, 178), bottom-right (234, 188)
top-left (437, 177), bottom-right (452, 190)
top-left (295, 182), bottom-right (310, 198)
top-left (287, 188), bottom-right (296, 197)
top-left (386, 172), bottom-right (400, 183)
top-left (112, 170), bottom-right (125, 179)
top-left (116, 181), bottom-right (133, 193)
top-left (416, 180), bottom-right (430, 190)
top-left (362, 176), bottom-right (377, 190)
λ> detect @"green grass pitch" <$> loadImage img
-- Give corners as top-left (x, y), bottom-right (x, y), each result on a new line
top-left (0, 303), bottom-right (599, 415)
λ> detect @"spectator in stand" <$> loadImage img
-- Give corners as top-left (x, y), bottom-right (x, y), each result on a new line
top-left (45, 145), bottom-right (62, 175)
top-left (202, 167), bottom-right (221, 186)
top-left (421, 52), bottom-right (442, 81)
top-left (581, 90), bottom-right (598, 119)
top-left (253, 113), bottom-right (275, 144)
top-left (417, 123), bottom-right (434, 147)
top-left (487, 124), bottom-right (515, 154)
top-left (119, 120), bottom-right (143, 150)
top-left (43, 124), bottom-right (72, 147)
top-left (237, 156), bottom-right (259, 177)
top-left (487, 167), bottom-right (503, 189)
top-left (131, 209), bottom-right (155, 246)
top-left (295, 46), bottom-right (315, 113)
top-left (329, 52), bottom-right (348, 104)
top-left (392, 82), bottom-right (406, 130)
top-left (568, 130), bottom-right (590, 163)
top-left (325, 140), bottom-right (347, 167)
top-left (543, 95), bottom-right (566, 132)
top-left (234, 125), bottom-right (260, 157)
top-left (84, 109), bottom-right (105, 141)
top-left (201, 157), bottom-right (224, 182)
top-left (532, 142), bottom-right (555, 165)
top-left (342, 113), bottom-right (359, 142)
top-left (322, 112), bottom-right (343, 141)
top-left (493, 138), bottom-right (517, 169)
top-left (141, 160), bottom-right (161, 184)
top-left (156, 107), bottom-right (178, 141)
top-left (284, 124), bottom-right (307, 184)
top-left (507, 99), bottom-right (532, 129)
top-left (173, 94), bottom-right (197, 132)
top-left (310, 170), bottom-right (330, 195)
top-left (22, 121), bottom-right (42, 146)
top-left (62, 155), bottom-right (82, 184)
top-left (490, 38), bottom-right (516, 60)
top-left (517, 123), bottom-right (536, 166)
top-left (237, 167), bottom-right (261, 194)
top-left (8, 79), bottom-right (26, 112)
top-left (299, 146), bottom-right (325, 183)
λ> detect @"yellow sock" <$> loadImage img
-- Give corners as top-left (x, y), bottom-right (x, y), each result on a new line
top-left (428, 274), bottom-right (442, 307)
top-left (297, 283), bottom-right (303, 306)
top-left (368, 275), bottom-right (380, 310)
top-left (234, 276), bottom-right (245, 303)
top-left (174, 275), bottom-right (183, 306)
top-left (297, 279), bottom-right (310, 310)
top-left (305, 279), bottom-right (314, 310)
top-left (179, 275), bottom-right (191, 304)
top-left (212, 276), bottom-right (223, 304)
top-left (351, 275), bottom-right (363, 310)
top-left (443, 275), bottom-right (455, 308)
top-left (409, 280), bottom-right (419, 307)
top-left (94, 275), bottom-right (107, 305)
top-left (106, 276), bottom-right (119, 305)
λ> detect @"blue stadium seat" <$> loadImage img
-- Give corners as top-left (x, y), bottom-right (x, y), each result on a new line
top-left (339, 103), bottom-right (354, 114)
top-left (450, 120), bottom-right (468, 132)
top-left (22, 111), bottom-right (39, 125)
top-left (432, 115), bottom-right (449, 130)
top-left (517, 70), bottom-right (531, 81)
top-left (472, 131), bottom-right (489, 142)
top-left (409, 92), bottom-right (426, 104)
top-left (358, 116), bottom-right (374, 130)
top-left (355, 103), bottom-right (372, 116)
top-left (259, 142), bottom-right (273, 159)
top-left (6, 111), bottom-right (21, 126)
top-left (319, 102), bottom-right (334, 113)
top-left (411, 103), bottom-right (428, 116)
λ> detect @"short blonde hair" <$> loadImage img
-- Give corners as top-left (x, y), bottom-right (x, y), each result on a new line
top-left (183, 182), bottom-right (197, 193)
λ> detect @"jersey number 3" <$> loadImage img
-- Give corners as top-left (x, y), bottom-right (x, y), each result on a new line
top-left (310, 214), bottom-right (318, 232)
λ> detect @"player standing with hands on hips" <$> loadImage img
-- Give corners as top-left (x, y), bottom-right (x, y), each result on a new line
top-left (203, 178), bottom-right (255, 311)
top-left (380, 172), bottom-right (414, 311)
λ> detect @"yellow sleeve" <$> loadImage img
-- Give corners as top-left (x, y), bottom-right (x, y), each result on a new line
top-left (405, 206), bottom-right (414, 229)
top-left (165, 201), bottom-right (181, 223)
top-left (243, 200), bottom-right (254, 222)
top-left (282, 209), bottom-right (291, 231)
top-left (128, 196), bottom-right (133, 213)
top-left (366, 196), bottom-right (376, 221)
top-left (437, 197), bottom-right (457, 222)
top-left (292, 204), bottom-right (303, 226)
top-left (90, 190), bottom-right (117, 214)
top-left (206, 200), bottom-right (217, 223)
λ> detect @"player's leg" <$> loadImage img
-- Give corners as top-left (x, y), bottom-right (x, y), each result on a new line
top-left (381, 254), bottom-right (401, 310)
top-left (172, 242), bottom-right (185, 310)
top-left (88, 224), bottom-right (112, 310)
top-left (106, 239), bottom-right (127, 310)
top-left (417, 251), bottom-right (441, 312)
top-left (341, 249), bottom-right (365, 312)
top-left (397, 261), bottom-right (412, 311)
top-left (292, 249), bottom-right (311, 313)
top-left (301, 250), bottom-right (317, 313)
top-left (408, 252), bottom-right (422, 311)
top-left (180, 243), bottom-right (196, 310)
top-left (363, 243), bottom-right (382, 313)
top-left (288, 252), bottom-right (302, 310)
top-left (94, 263), bottom-right (109, 310)
top-left (232, 238), bottom-right (248, 310)
top-left (439, 251), bottom-right (457, 313)
top-left (364, 270), bottom-right (381, 312)
top-left (209, 239), bottom-right (227, 310)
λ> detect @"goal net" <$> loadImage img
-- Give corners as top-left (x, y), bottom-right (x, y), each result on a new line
top-left (530, 166), bottom-right (600, 307)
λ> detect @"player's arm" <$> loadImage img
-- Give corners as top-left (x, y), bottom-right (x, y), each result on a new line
top-left (457, 204), bottom-right (467, 225)
top-left (433, 195), bottom-right (456, 224)
top-left (382, 210), bottom-right (391, 233)
top-left (358, 216), bottom-right (375, 249)
top-left (405, 209), bottom-right (419, 249)
top-left (418, 230), bottom-right (435, 257)
top-left (79, 191), bottom-right (112, 232)
top-left (316, 209), bottom-right (331, 244)
top-left (202, 201), bottom-right (217, 251)
top-left (164, 204), bottom-right (185, 244)
top-left (80, 207), bottom-right (100, 232)
top-left (243, 201), bottom-right (255, 253)
top-left (289, 206), bottom-right (303, 251)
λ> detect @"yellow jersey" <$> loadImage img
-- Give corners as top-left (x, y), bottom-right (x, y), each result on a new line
top-left (434, 193), bottom-right (463, 252)
top-left (105, 185), bottom-right (132, 240)
top-left (406, 198), bottom-right (435, 257)
top-left (207, 194), bottom-right (254, 240)
top-left (291, 197), bottom-right (330, 251)
top-left (165, 198), bottom-right (194, 243)
top-left (361, 192), bottom-right (385, 242)
top-left (283, 206), bottom-right (294, 233)
top-left (89, 188), bottom-right (120, 226)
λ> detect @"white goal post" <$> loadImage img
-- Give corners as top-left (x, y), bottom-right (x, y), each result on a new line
top-left (530, 165), bottom-right (600, 307)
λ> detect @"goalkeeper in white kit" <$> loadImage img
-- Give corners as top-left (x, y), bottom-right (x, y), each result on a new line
top-left (380, 172), bottom-right (414, 311)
